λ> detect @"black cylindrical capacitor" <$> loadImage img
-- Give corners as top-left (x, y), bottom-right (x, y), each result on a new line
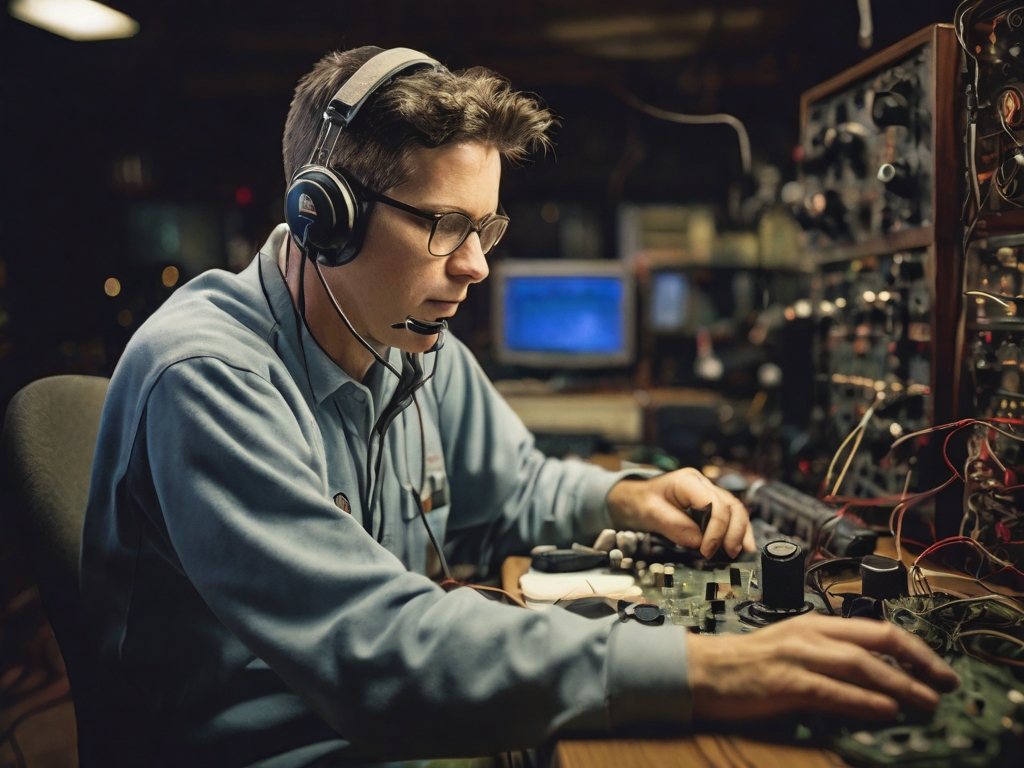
top-left (761, 540), bottom-right (805, 610)
top-left (859, 555), bottom-right (908, 601)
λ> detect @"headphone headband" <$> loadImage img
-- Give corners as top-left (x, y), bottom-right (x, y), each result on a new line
top-left (329, 47), bottom-right (441, 127)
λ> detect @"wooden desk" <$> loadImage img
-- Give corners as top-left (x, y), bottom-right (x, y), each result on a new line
top-left (501, 557), bottom-right (852, 767)
top-left (551, 736), bottom-right (846, 768)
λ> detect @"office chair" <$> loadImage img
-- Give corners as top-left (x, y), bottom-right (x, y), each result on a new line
top-left (1, 374), bottom-right (110, 766)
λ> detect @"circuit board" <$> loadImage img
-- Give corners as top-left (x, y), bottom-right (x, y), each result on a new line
top-left (828, 654), bottom-right (1024, 767)
top-left (646, 565), bottom-right (1024, 765)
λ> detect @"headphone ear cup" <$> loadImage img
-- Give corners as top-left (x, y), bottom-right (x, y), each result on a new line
top-left (285, 166), bottom-right (366, 267)
top-left (323, 168), bottom-right (373, 268)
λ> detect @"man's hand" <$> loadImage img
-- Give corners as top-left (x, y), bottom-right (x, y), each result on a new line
top-left (687, 614), bottom-right (961, 721)
top-left (606, 469), bottom-right (754, 559)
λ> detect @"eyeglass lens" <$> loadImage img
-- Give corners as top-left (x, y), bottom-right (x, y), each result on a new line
top-left (430, 213), bottom-right (508, 257)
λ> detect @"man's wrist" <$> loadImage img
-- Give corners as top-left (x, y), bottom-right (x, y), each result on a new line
top-left (606, 478), bottom-right (647, 531)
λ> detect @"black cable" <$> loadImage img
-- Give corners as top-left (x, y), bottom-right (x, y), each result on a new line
top-left (366, 349), bottom-right (443, 544)
top-left (412, 393), bottom-right (452, 580)
top-left (300, 244), bottom-right (446, 546)
top-left (312, 259), bottom-right (401, 378)
top-left (292, 248), bottom-right (319, 405)
top-left (370, 429), bottom-right (388, 543)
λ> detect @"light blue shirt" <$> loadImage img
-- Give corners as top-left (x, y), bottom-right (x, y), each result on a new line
top-left (81, 225), bottom-right (691, 767)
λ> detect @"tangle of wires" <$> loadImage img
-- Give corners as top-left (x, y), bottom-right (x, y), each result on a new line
top-left (809, 410), bottom-right (1024, 637)
top-left (885, 418), bottom-right (1024, 582)
top-left (957, 0), bottom-right (1024, 233)
top-left (887, 593), bottom-right (1024, 666)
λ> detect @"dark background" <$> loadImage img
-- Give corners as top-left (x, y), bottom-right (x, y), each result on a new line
top-left (0, 0), bottom-right (961, 408)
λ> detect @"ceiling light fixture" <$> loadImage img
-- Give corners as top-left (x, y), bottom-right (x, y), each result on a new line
top-left (544, 9), bottom-right (763, 44)
top-left (9, 0), bottom-right (139, 41)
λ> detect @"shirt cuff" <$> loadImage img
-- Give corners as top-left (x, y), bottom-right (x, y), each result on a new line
top-left (605, 619), bottom-right (692, 728)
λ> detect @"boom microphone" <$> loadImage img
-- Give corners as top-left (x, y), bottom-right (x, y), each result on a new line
top-left (392, 316), bottom-right (447, 352)
top-left (392, 316), bottom-right (448, 335)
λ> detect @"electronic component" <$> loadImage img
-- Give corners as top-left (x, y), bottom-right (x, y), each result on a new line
top-left (828, 646), bottom-right (1024, 766)
top-left (737, 540), bottom-right (815, 627)
top-left (858, 554), bottom-right (908, 600)
top-left (962, 2), bottom-right (1024, 214)
top-left (960, 234), bottom-right (1024, 423)
top-left (793, 26), bottom-right (962, 501)
top-left (746, 479), bottom-right (877, 557)
top-left (760, 540), bottom-right (807, 610)
top-left (797, 30), bottom-right (953, 246)
top-left (530, 549), bottom-right (608, 573)
top-left (813, 249), bottom-right (934, 497)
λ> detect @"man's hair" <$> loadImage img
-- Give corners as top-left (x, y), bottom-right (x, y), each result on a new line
top-left (283, 46), bottom-right (556, 192)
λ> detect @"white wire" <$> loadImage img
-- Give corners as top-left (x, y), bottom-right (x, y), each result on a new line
top-left (825, 404), bottom-right (876, 496)
top-left (965, 290), bottom-right (1014, 307)
top-left (618, 90), bottom-right (752, 174)
top-left (856, 0), bottom-right (873, 48)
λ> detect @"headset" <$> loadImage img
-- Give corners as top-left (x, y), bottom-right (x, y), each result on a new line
top-left (285, 47), bottom-right (444, 267)
top-left (281, 47), bottom-right (451, 546)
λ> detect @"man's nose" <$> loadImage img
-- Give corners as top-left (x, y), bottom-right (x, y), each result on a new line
top-left (447, 232), bottom-right (489, 283)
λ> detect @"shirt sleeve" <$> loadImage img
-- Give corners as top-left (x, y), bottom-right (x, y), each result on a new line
top-left (141, 357), bottom-right (690, 758)
top-left (431, 338), bottom-right (655, 570)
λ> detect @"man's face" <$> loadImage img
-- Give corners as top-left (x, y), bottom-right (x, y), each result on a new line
top-left (322, 140), bottom-right (499, 354)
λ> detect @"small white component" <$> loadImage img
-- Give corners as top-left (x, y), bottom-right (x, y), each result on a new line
top-left (608, 549), bottom-right (623, 569)
top-left (616, 530), bottom-right (638, 557)
top-left (593, 528), bottom-right (617, 552)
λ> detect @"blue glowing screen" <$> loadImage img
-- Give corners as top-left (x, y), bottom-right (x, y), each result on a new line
top-left (650, 271), bottom-right (690, 330)
top-left (503, 275), bottom-right (625, 354)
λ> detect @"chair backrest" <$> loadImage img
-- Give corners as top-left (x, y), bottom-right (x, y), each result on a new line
top-left (1, 374), bottom-right (110, 764)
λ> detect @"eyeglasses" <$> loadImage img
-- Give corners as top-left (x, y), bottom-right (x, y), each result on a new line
top-left (357, 183), bottom-right (510, 257)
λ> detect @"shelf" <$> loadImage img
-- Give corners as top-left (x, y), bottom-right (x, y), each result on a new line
top-left (965, 320), bottom-right (1024, 331)
top-left (812, 226), bottom-right (935, 264)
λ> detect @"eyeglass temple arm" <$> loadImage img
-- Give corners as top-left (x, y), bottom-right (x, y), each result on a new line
top-left (357, 185), bottom-right (437, 222)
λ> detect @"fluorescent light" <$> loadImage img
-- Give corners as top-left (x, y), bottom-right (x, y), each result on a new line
top-left (9, 0), bottom-right (138, 41)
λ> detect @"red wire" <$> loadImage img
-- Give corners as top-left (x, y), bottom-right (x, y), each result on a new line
top-left (915, 536), bottom-right (980, 562)
top-left (822, 416), bottom-right (1024, 587)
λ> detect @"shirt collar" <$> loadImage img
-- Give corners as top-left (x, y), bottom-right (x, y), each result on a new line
top-left (254, 224), bottom-right (402, 409)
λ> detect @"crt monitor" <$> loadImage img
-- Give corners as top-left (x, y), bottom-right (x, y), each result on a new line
top-left (492, 260), bottom-right (635, 368)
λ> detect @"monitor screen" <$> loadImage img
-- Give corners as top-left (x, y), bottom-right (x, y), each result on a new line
top-left (493, 260), bottom-right (635, 368)
top-left (650, 271), bottom-right (691, 332)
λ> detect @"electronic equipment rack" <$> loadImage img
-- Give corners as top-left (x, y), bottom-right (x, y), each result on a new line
top-left (797, 25), bottom-right (962, 506)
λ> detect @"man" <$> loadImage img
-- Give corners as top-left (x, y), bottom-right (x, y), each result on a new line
top-left (82, 46), bottom-right (958, 768)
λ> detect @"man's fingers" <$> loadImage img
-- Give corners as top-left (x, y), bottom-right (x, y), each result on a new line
top-left (693, 669), bottom-right (900, 722)
top-left (647, 496), bottom-right (704, 549)
top-left (791, 672), bottom-right (901, 720)
top-left (806, 639), bottom-right (942, 711)
top-left (655, 469), bottom-right (753, 558)
top-left (742, 521), bottom-right (756, 552)
top-left (722, 497), bottom-right (749, 558)
top-left (801, 616), bottom-right (959, 692)
top-left (698, 485), bottom-right (743, 559)
top-left (687, 615), bottom-right (957, 725)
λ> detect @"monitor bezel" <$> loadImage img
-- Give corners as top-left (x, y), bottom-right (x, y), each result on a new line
top-left (491, 259), bottom-right (636, 369)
